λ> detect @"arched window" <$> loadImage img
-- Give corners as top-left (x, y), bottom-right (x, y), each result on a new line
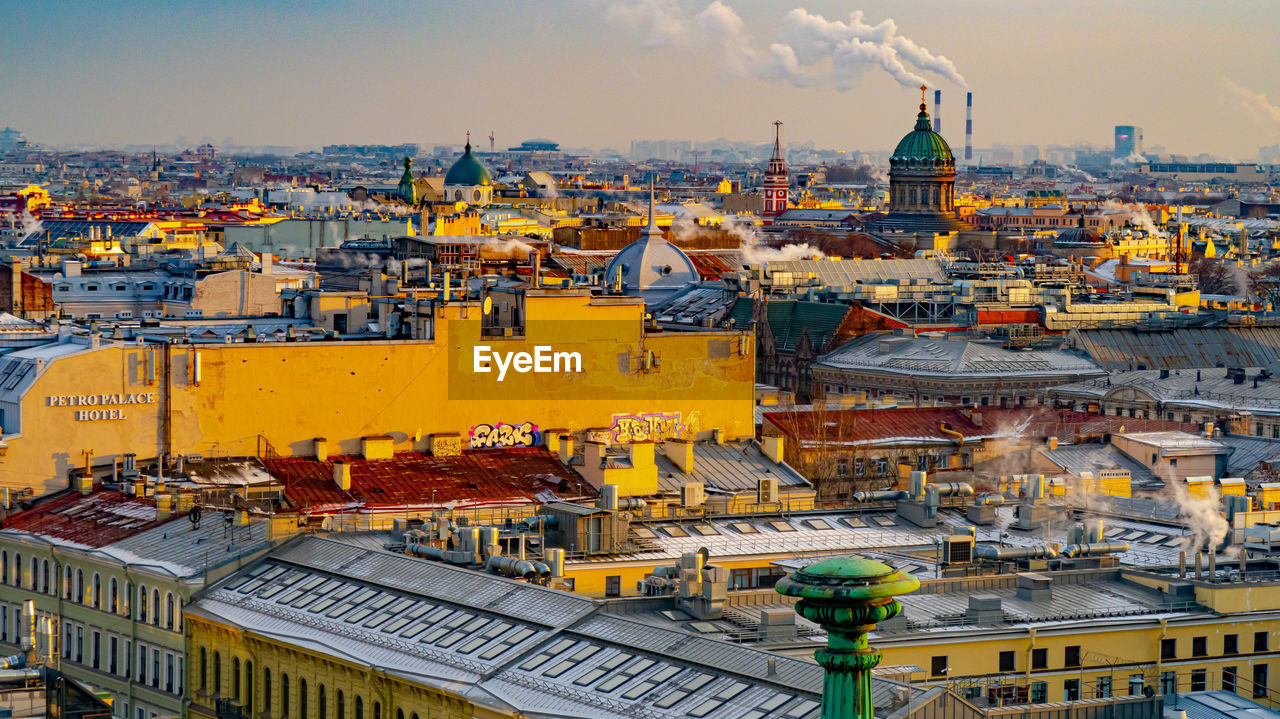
top-left (165, 592), bottom-right (174, 630)
top-left (124, 582), bottom-right (132, 615)
top-left (281, 673), bottom-right (289, 716)
top-left (199, 647), bottom-right (207, 690)
top-left (13, 553), bottom-right (20, 588)
top-left (64, 565), bottom-right (72, 599)
top-left (396, 711), bottom-right (404, 719)
top-left (233, 658), bottom-right (241, 700)
top-left (319, 684), bottom-right (327, 719)
top-left (373, 701), bottom-right (380, 719)
top-left (909, 186), bottom-right (917, 205)
top-left (75, 569), bottom-right (83, 603)
top-left (214, 652), bottom-right (221, 696)
top-left (151, 589), bottom-right (160, 625)
top-left (453, 189), bottom-right (462, 201)
top-left (300, 678), bottom-right (307, 718)
top-left (1, 550), bottom-right (7, 583)
top-left (41, 560), bottom-right (49, 594)
top-left (337, 689), bottom-right (345, 719)
top-left (29, 557), bottom-right (36, 590)
top-left (263, 668), bottom-right (271, 716)
top-left (355, 696), bottom-right (363, 719)
top-left (138, 584), bottom-right (148, 621)
top-left (246, 661), bottom-right (254, 713)
top-left (92, 572), bottom-right (101, 607)
top-left (110, 577), bottom-right (118, 612)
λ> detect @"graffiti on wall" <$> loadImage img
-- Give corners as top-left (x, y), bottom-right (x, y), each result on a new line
top-left (469, 421), bottom-right (541, 449)
top-left (609, 411), bottom-right (699, 443)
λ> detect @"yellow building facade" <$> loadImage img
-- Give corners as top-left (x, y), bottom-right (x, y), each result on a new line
top-left (0, 290), bottom-right (754, 495)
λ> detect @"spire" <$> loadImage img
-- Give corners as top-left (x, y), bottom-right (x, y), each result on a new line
top-left (464, 131), bottom-right (471, 154)
top-left (640, 177), bottom-right (665, 244)
top-left (914, 85), bottom-right (933, 132)
top-left (771, 120), bottom-right (783, 161)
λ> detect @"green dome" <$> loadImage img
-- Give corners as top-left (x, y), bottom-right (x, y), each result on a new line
top-left (891, 104), bottom-right (954, 165)
top-left (445, 141), bottom-right (492, 187)
top-left (775, 556), bottom-right (920, 601)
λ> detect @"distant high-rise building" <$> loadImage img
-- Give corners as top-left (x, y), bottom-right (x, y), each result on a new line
top-left (762, 121), bottom-right (789, 223)
top-left (0, 127), bottom-right (27, 153)
top-left (1114, 125), bottom-right (1143, 158)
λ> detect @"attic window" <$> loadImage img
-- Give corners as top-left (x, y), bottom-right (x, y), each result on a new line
top-left (768, 521), bottom-right (796, 533)
top-left (662, 526), bottom-right (688, 538)
top-left (731, 522), bottom-right (758, 534)
top-left (691, 525), bottom-right (719, 536)
top-left (804, 519), bottom-right (834, 531)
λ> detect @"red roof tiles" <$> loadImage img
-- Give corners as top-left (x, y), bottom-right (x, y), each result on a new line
top-left (2, 490), bottom-right (161, 548)
top-left (266, 448), bottom-right (594, 513)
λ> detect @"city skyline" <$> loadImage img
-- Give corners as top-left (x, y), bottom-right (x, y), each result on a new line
top-left (4, 1), bottom-right (1280, 158)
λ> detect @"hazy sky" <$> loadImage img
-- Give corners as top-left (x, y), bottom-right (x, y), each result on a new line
top-left (4, 0), bottom-right (1280, 158)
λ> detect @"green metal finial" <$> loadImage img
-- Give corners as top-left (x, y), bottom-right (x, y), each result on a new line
top-left (776, 557), bottom-right (920, 719)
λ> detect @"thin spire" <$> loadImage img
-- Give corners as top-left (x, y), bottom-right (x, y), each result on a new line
top-left (464, 130), bottom-right (471, 154)
top-left (640, 177), bottom-right (664, 244)
top-left (771, 120), bottom-right (783, 160)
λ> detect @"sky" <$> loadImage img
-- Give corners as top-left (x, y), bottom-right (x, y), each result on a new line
top-left (4, 0), bottom-right (1280, 159)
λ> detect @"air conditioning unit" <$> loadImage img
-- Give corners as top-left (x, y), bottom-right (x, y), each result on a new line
top-left (757, 477), bottom-right (778, 504)
top-left (680, 482), bottom-right (705, 507)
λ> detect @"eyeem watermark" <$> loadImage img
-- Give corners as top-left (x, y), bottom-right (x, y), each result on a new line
top-left (473, 345), bottom-right (582, 381)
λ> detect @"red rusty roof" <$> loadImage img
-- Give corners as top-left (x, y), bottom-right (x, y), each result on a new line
top-left (266, 448), bottom-right (594, 513)
top-left (2, 489), bottom-right (162, 548)
top-left (763, 406), bottom-right (1195, 448)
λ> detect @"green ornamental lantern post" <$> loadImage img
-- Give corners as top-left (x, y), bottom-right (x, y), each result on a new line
top-left (775, 557), bottom-right (920, 719)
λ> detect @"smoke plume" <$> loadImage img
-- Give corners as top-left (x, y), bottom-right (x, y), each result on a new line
top-left (19, 210), bottom-right (43, 242)
top-left (481, 237), bottom-right (537, 258)
top-left (1102, 199), bottom-right (1165, 238)
top-left (1224, 79), bottom-right (1280, 130)
top-left (1167, 479), bottom-right (1228, 552)
top-left (607, 1), bottom-right (967, 91)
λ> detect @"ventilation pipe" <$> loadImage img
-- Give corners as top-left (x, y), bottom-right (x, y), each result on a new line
top-left (485, 555), bottom-right (538, 579)
top-left (973, 493), bottom-right (1005, 506)
top-left (546, 548), bottom-right (565, 577)
top-left (405, 542), bottom-right (473, 566)
top-left (1060, 541), bottom-right (1129, 558)
top-left (974, 545), bottom-right (1058, 560)
top-left (617, 497), bottom-right (646, 512)
top-left (931, 482), bottom-right (974, 497)
top-left (853, 490), bottom-right (908, 502)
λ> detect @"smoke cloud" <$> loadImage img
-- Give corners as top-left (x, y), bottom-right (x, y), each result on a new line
top-left (1166, 479), bottom-right (1228, 552)
top-left (1224, 79), bottom-right (1280, 129)
top-left (1102, 199), bottom-right (1165, 238)
top-left (607, 1), bottom-right (967, 91)
top-left (481, 237), bottom-right (537, 257)
top-left (715, 215), bottom-right (825, 264)
top-left (19, 210), bottom-right (43, 242)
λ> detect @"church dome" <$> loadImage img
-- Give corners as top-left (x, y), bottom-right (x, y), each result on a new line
top-left (1055, 215), bottom-right (1104, 245)
top-left (444, 137), bottom-right (491, 187)
top-left (605, 190), bottom-right (700, 306)
top-left (890, 101), bottom-right (954, 168)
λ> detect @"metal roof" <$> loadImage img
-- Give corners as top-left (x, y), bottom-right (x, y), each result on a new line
top-left (265, 448), bottom-right (594, 513)
top-left (653, 439), bottom-right (809, 494)
top-left (1071, 327), bottom-right (1280, 371)
top-left (759, 258), bottom-right (947, 286)
top-left (817, 332), bottom-right (1104, 379)
top-left (185, 535), bottom-right (859, 719)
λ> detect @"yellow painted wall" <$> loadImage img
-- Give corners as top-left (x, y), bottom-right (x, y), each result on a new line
top-left (187, 616), bottom-right (480, 719)
top-left (0, 293), bottom-right (754, 495)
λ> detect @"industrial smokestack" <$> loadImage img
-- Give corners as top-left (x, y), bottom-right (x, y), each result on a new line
top-left (934, 90), bottom-right (942, 135)
top-left (965, 92), bottom-right (973, 162)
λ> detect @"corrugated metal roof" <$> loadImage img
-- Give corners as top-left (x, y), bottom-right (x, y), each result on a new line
top-left (1072, 327), bottom-right (1280, 371)
top-left (654, 440), bottom-right (809, 494)
top-left (762, 258), bottom-right (947, 286)
top-left (266, 448), bottom-right (593, 512)
top-left (727, 298), bottom-right (852, 353)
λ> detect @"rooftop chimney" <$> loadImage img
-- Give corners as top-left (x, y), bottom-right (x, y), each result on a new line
top-left (934, 90), bottom-right (942, 135)
top-left (964, 92), bottom-right (973, 162)
top-left (665, 439), bottom-right (695, 473)
top-left (334, 461), bottom-right (352, 491)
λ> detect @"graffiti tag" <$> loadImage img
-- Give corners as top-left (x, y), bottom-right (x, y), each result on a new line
top-left (469, 422), bottom-right (541, 449)
top-left (610, 412), bottom-right (694, 443)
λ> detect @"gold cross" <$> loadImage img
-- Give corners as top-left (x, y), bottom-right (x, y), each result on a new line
top-left (920, 84), bottom-right (927, 104)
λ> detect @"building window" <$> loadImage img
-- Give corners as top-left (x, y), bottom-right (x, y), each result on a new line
top-left (1031, 648), bottom-right (1047, 669)
top-left (233, 658), bottom-right (240, 700)
top-left (1030, 681), bottom-right (1047, 704)
top-left (356, 696), bottom-right (364, 719)
top-left (319, 685), bottom-right (327, 719)
top-left (1255, 664), bottom-right (1269, 697)
top-left (166, 652), bottom-right (174, 693)
top-left (1225, 634), bottom-right (1238, 655)
top-left (930, 656), bottom-right (948, 677)
top-left (136, 643), bottom-right (145, 682)
top-left (876, 458), bottom-right (889, 475)
top-left (110, 636), bottom-right (118, 674)
top-left (152, 648), bottom-right (160, 688)
top-left (1224, 666), bottom-right (1237, 693)
top-left (214, 652), bottom-right (221, 696)
top-left (152, 589), bottom-right (160, 625)
top-left (1189, 669), bottom-right (1206, 692)
top-left (1064, 645), bottom-right (1081, 668)
top-left (1256, 631), bottom-right (1268, 652)
top-left (138, 584), bottom-right (147, 621)
top-left (837, 459), bottom-right (849, 477)
top-left (282, 672), bottom-right (289, 717)
top-left (337, 690), bottom-right (345, 719)
top-left (1192, 636), bottom-right (1207, 657)
top-left (999, 651), bottom-right (1015, 672)
top-left (166, 593), bottom-right (174, 630)
top-left (264, 669), bottom-right (274, 715)
top-left (92, 573), bottom-right (101, 607)
top-left (854, 459), bottom-right (864, 476)
top-left (1064, 679), bottom-right (1080, 701)
top-left (1161, 638), bottom-right (1176, 660)
top-left (299, 678), bottom-right (307, 718)
top-left (1161, 671), bottom-right (1176, 695)
top-left (1096, 676), bottom-right (1112, 698)
top-left (199, 648), bottom-right (207, 690)
top-left (92, 631), bottom-right (100, 669)
top-left (246, 661), bottom-right (254, 713)
top-left (605, 576), bottom-right (621, 598)
top-left (42, 560), bottom-right (49, 594)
